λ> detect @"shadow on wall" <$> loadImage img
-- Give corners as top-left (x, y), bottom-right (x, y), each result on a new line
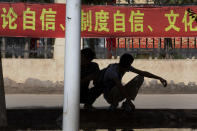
top-left (3, 78), bottom-right (197, 94)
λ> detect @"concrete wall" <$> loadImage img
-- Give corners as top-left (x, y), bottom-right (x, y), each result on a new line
top-left (2, 38), bottom-right (197, 91)
top-left (3, 1), bottom-right (197, 92)
top-left (2, 45), bottom-right (197, 89)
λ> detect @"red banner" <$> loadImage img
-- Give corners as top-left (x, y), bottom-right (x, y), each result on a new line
top-left (0, 3), bottom-right (197, 38)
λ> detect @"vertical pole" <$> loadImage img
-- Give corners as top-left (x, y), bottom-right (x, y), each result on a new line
top-left (104, 38), bottom-right (106, 58)
top-left (124, 38), bottom-right (127, 51)
top-left (63, 0), bottom-right (81, 131)
top-left (180, 37), bottom-right (182, 58)
top-left (153, 38), bottom-right (155, 58)
top-left (1, 37), bottom-right (5, 58)
top-left (44, 38), bottom-right (48, 59)
top-left (117, 38), bottom-right (119, 57)
top-left (187, 37), bottom-right (189, 58)
top-left (24, 38), bottom-right (29, 59)
top-left (0, 39), bottom-right (7, 128)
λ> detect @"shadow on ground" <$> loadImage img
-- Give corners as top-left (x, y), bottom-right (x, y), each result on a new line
top-left (3, 108), bottom-right (197, 130)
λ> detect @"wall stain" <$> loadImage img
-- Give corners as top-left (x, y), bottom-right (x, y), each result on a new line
top-left (4, 78), bottom-right (197, 94)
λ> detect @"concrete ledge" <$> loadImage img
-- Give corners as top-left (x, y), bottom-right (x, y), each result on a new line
top-left (5, 108), bottom-right (197, 130)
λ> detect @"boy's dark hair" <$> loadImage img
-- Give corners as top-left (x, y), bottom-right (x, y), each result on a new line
top-left (119, 53), bottom-right (134, 68)
top-left (81, 48), bottom-right (96, 61)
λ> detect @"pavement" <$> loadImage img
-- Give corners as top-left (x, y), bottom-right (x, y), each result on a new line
top-left (5, 94), bottom-right (197, 109)
top-left (4, 94), bottom-right (197, 130)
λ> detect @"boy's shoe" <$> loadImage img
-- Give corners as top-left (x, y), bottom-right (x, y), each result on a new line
top-left (108, 103), bottom-right (118, 111)
top-left (121, 101), bottom-right (135, 112)
top-left (84, 104), bottom-right (96, 110)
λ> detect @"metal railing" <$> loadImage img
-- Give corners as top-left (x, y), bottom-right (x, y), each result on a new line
top-left (82, 37), bottom-right (197, 59)
top-left (0, 37), bottom-right (54, 59)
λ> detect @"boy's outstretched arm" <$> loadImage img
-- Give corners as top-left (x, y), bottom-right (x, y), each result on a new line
top-left (130, 66), bottom-right (167, 87)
